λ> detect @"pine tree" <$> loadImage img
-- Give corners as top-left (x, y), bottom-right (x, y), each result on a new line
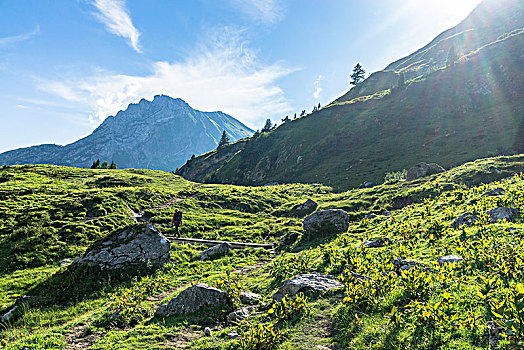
top-left (350, 63), bottom-right (366, 86)
top-left (109, 160), bottom-right (118, 169)
top-left (318, 103), bottom-right (321, 109)
top-left (282, 116), bottom-right (290, 123)
top-left (300, 110), bottom-right (306, 117)
top-left (217, 130), bottom-right (231, 149)
top-left (90, 160), bottom-right (97, 169)
top-left (261, 119), bottom-right (273, 132)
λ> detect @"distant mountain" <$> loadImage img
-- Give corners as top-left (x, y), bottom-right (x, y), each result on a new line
top-left (0, 95), bottom-right (253, 170)
top-left (177, 0), bottom-right (524, 191)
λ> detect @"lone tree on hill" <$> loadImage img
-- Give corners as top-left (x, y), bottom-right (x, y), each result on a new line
top-left (217, 130), bottom-right (230, 149)
top-left (261, 118), bottom-right (274, 132)
top-left (282, 115), bottom-right (290, 123)
top-left (350, 63), bottom-right (366, 86)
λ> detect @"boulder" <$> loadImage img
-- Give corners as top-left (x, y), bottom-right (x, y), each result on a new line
top-left (486, 207), bottom-right (520, 223)
top-left (483, 188), bottom-right (506, 197)
top-left (437, 255), bottom-right (463, 266)
top-left (290, 199), bottom-right (318, 216)
top-left (452, 213), bottom-right (478, 228)
top-left (406, 162), bottom-right (445, 181)
top-left (303, 209), bottom-right (350, 237)
top-left (200, 243), bottom-right (232, 261)
top-left (240, 291), bottom-right (262, 305)
top-left (359, 237), bottom-right (392, 248)
top-left (155, 283), bottom-right (227, 316)
top-left (74, 223), bottom-right (171, 270)
top-left (391, 258), bottom-right (418, 272)
top-left (272, 273), bottom-right (343, 301)
top-left (227, 307), bottom-right (250, 323)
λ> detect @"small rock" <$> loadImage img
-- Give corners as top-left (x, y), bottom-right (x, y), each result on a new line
top-left (391, 258), bottom-right (417, 272)
top-left (59, 258), bottom-right (72, 267)
top-left (452, 213), bottom-right (478, 228)
top-left (227, 307), bottom-right (250, 323)
top-left (228, 331), bottom-right (239, 339)
top-left (486, 207), bottom-right (520, 223)
top-left (487, 321), bottom-right (503, 348)
top-left (272, 273), bottom-right (344, 301)
top-left (406, 162), bottom-right (445, 181)
top-left (1, 306), bottom-right (18, 323)
top-left (291, 199), bottom-right (318, 216)
top-left (437, 255), bottom-right (463, 266)
top-left (204, 327), bottom-right (212, 337)
top-left (155, 283), bottom-right (227, 316)
top-left (303, 209), bottom-right (350, 238)
top-left (482, 188), bottom-right (505, 197)
top-left (359, 237), bottom-right (392, 248)
top-left (363, 214), bottom-right (377, 220)
top-left (240, 291), bottom-right (262, 305)
top-left (200, 243), bottom-right (232, 261)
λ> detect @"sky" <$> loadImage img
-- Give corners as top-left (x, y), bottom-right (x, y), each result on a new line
top-left (0, 0), bottom-right (483, 153)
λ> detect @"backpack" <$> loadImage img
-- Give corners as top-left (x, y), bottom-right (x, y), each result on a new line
top-left (174, 211), bottom-right (183, 222)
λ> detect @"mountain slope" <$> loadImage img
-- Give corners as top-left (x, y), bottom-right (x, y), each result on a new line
top-left (177, 0), bottom-right (524, 191)
top-left (0, 95), bottom-right (253, 171)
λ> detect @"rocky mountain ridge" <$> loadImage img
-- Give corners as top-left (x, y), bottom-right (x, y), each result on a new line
top-left (0, 95), bottom-right (253, 171)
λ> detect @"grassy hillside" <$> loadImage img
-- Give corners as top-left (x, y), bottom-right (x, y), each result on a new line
top-left (177, 0), bottom-right (524, 191)
top-left (1, 155), bottom-right (524, 349)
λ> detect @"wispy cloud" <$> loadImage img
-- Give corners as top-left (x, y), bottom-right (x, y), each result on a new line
top-left (38, 29), bottom-right (295, 129)
top-left (91, 0), bottom-right (141, 53)
top-left (231, 0), bottom-right (284, 23)
top-left (313, 75), bottom-right (323, 99)
top-left (0, 25), bottom-right (40, 48)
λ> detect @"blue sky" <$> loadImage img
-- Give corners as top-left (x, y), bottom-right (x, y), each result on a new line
top-left (0, 0), bottom-right (482, 153)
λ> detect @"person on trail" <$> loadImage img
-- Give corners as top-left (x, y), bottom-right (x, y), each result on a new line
top-left (171, 209), bottom-right (183, 237)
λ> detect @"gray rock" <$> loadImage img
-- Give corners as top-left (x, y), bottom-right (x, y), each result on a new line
top-left (155, 283), bottom-right (227, 316)
top-left (200, 243), bottom-right (232, 261)
top-left (59, 258), bottom-right (72, 267)
top-left (406, 162), bottom-right (445, 181)
top-left (291, 199), bottom-right (318, 216)
top-left (363, 214), bottom-right (377, 220)
top-left (240, 291), bottom-right (262, 305)
top-left (483, 188), bottom-right (506, 197)
top-left (228, 331), bottom-right (239, 339)
top-left (437, 255), bottom-right (463, 266)
top-left (360, 237), bottom-right (392, 248)
top-left (303, 209), bottom-right (350, 237)
top-left (487, 321), bottom-right (503, 348)
top-left (204, 327), bottom-right (213, 337)
top-left (272, 273), bottom-right (343, 301)
top-left (486, 207), bottom-right (520, 223)
top-left (452, 213), bottom-right (478, 228)
top-left (1, 306), bottom-right (18, 323)
top-left (227, 307), bottom-right (250, 323)
top-left (391, 258), bottom-right (418, 272)
top-left (74, 223), bottom-right (171, 270)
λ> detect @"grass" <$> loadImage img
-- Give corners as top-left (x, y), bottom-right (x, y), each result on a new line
top-left (1, 159), bottom-right (524, 348)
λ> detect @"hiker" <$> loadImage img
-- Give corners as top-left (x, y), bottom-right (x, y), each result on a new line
top-left (171, 209), bottom-right (183, 237)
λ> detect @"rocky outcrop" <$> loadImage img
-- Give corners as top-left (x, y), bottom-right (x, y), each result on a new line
top-left (156, 283), bottom-right (227, 316)
top-left (486, 207), bottom-right (520, 223)
top-left (200, 243), bottom-right (232, 261)
top-left (272, 273), bottom-right (343, 301)
top-left (452, 213), bottom-right (478, 228)
top-left (406, 162), bottom-right (445, 181)
top-left (303, 209), bottom-right (350, 237)
top-left (74, 224), bottom-right (171, 270)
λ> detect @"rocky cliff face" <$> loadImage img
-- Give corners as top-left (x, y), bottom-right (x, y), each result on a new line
top-left (0, 95), bottom-right (253, 171)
